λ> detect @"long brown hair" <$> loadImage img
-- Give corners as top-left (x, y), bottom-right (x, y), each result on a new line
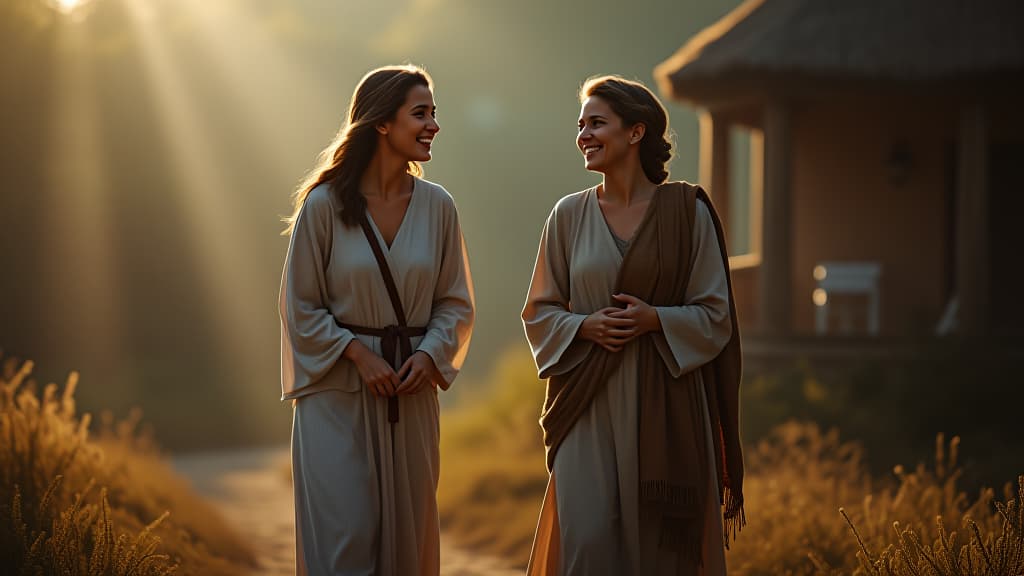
top-left (579, 75), bottom-right (673, 184)
top-left (284, 65), bottom-right (433, 234)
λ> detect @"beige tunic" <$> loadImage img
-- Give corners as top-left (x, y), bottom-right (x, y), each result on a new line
top-left (279, 177), bottom-right (474, 576)
top-left (523, 187), bottom-right (731, 575)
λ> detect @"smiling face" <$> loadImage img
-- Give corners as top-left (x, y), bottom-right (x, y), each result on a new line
top-left (380, 83), bottom-right (440, 163)
top-left (576, 95), bottom-right (643, 174)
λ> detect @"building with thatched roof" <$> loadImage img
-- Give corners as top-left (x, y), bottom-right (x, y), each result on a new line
top-left (655, 0), bottom-right (1024, 361)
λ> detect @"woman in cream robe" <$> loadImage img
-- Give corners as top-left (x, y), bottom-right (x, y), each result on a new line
top-left (523, 187), bottom-right (731, 576)
top-left (279, 66), bottom-right (474, 576)
top-left (522, 75), bottom-right (736, 575)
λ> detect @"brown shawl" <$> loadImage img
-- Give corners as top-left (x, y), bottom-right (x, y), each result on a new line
top-left (538, 182), bottom-right (745, 563)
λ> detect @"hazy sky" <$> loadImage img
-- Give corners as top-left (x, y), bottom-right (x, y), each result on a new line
top-left (0, 0), bottom-right (744, 450)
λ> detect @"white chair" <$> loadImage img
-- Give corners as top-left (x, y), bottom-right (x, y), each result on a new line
top-left (813, 261), bottom-right (882, 335)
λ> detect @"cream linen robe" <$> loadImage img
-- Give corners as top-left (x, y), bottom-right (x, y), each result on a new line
top-left (523, 187), bottom-right (731, 576)
top-left (279, 177), bottom-right (474, 576)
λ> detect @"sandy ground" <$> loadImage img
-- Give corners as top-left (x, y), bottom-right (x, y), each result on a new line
top-left (172, 447), bottom-right (522, 576)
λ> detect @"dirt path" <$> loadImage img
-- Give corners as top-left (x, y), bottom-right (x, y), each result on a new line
top-left (172, 447), bottom-right (521, 576)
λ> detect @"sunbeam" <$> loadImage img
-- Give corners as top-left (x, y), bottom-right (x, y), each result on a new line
top-left (43, 16), bottom-right (130, 397)
top-left (52, 0), bottom-right (90, 16)
top-left (118, 0), bottom-right (271, 403)
top-left (172, 0), bottom-right (339, 173)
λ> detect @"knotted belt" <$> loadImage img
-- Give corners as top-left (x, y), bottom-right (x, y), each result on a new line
top-left (335, 214), bottom-right (427, 424)
top-left (336, 322), bottom-right (427, 423)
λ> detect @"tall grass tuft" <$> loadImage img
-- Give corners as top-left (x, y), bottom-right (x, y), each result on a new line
top-left (687, 422), bottom-right (1022, 575)
top-left (841, 448), bottom-right (1023, 576)
top-left (0, 353), bottom-right (257, 575)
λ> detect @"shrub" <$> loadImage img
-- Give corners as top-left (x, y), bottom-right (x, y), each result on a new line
top-left (0, 353), bottom-right (257, 575)
top-left (724, 423), bottom-right (1022, 575)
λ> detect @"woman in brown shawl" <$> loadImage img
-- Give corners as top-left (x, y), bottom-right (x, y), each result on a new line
top-left (522, 76), bottom-right (744, 576)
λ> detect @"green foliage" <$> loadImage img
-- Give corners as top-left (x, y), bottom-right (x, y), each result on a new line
top-left (0, 353), bottom-right (256, 575)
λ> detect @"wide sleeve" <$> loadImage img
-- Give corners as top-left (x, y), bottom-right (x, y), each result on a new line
top-left (522, 201), bottom-right (592, 379)
top-left (652, 200), bottom-right (733, 378)
top-left (415, 195), bottom-right (475, 390)
top-left (278, 189), bottom-right (356, 399)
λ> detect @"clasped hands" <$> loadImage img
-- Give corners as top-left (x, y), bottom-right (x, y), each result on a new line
top-left (579, 293), bottom-right (661, 353)
top-left (344, 341), bottom-right (442, 397)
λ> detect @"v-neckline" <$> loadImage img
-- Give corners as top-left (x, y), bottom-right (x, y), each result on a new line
top-left (365, 177), bottom-right (418, 253)
top-left (591, 184), bottom-right (661, 254)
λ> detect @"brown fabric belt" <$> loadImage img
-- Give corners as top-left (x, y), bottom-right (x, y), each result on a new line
top-left (337, 322), bottom-right (427, 424)
top-left (348, 209), bottom-right (425, 425)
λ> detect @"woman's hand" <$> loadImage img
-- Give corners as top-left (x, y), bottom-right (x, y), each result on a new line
top-left (609, 293), bottom-right (662, 336)
top-left (343, 340), bottom-right (400, 397)
top-left (396, 351), bottom-right (442, 395)
top-left (579, 307), bottom-right (638, 352)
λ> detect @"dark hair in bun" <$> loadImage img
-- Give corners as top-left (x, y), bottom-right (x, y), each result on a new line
top-left (579, 75), bottom-right (673, 184)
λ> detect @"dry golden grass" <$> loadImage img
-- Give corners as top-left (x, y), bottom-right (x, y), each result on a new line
top-left (727, 423), bottom-right (1023, 576)
top-left (842, 457), bottom-right (1023, 576)
top-left (438, 347), bottom-right (548, 566)
top-left (722, 421), bottom-right (870, 574)
top-left (438, 351), bottom-right (1024, 575)
top-left (0, 353), bottom-right (257, 575)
